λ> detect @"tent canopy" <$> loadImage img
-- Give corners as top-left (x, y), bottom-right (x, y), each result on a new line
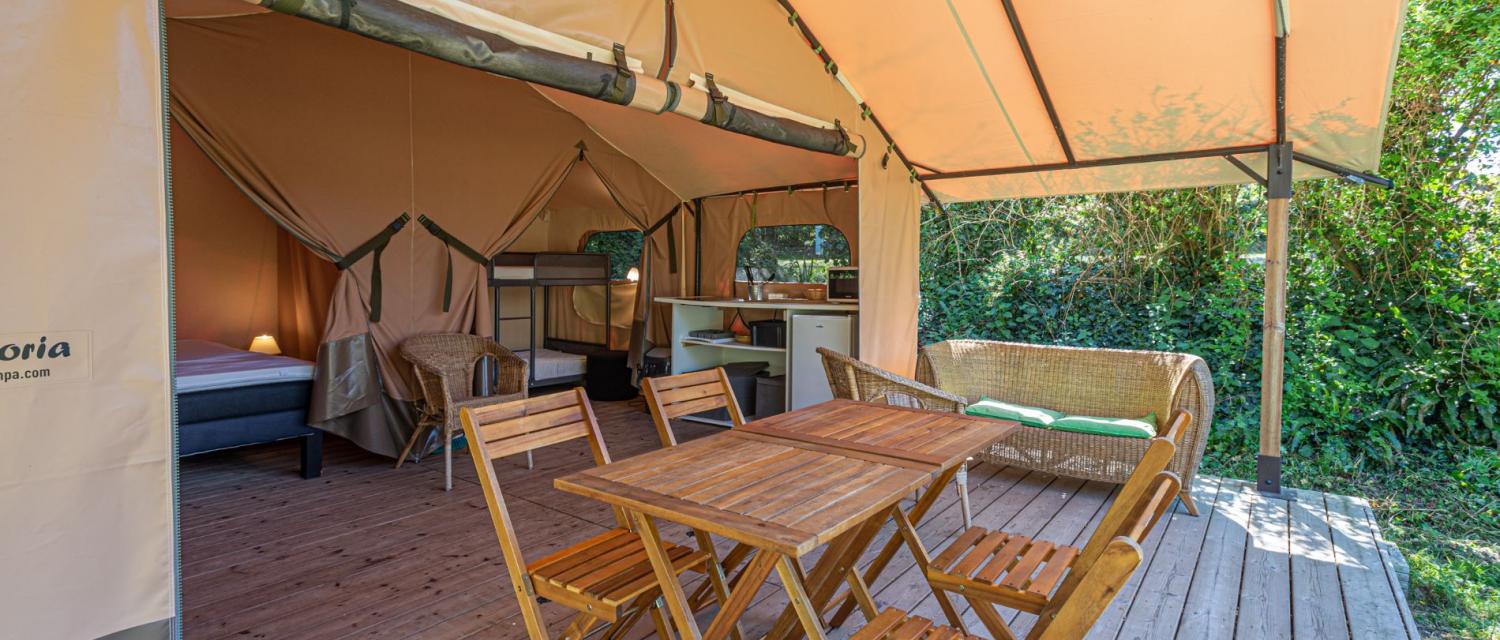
top-left (194, 0), bottom-right (1401, 203)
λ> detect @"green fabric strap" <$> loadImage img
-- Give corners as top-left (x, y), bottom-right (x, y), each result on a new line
top-left (666, 220), bottom-right (678, 274)
top-left (336, 213), bottom-right (410, 323)
top-left (417, 214), bottom-right (489, 313)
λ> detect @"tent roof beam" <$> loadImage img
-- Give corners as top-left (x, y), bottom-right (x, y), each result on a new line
top-left (920, 144), bottom-right (1269, 180)
top-left (779, 0), bottom-right (949, 208)
top-left (1293, 152), bottom-right (1393, 188)
top-left (999, 0), bottom-right (1073, 163)
top-left (1225, 155), bottom-right (1267, 186)
top-left (701, 177), bottom-right (857, 201)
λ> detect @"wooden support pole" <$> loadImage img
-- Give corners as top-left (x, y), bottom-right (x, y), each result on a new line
top-left (1258, 142), bottom-right (1293, 497)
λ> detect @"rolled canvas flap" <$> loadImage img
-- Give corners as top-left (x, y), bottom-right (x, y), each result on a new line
top-left (308, 332), bottom-right (383, 424)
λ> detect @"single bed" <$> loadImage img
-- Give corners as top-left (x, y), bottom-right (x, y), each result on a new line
top-left (176, 339), bottom-right (323, 478)
top-left (514, 347), bottom-right (588, 383)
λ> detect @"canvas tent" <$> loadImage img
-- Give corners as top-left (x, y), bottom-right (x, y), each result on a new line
top-left (1, 0), bottom-right (1402, 637)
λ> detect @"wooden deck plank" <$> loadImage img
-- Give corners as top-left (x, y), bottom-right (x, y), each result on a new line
top-left (1110, 476), bottom-right (1226, 640)
top-left (178, 402), bottom-right (1415, 640)
top-left (1327, 492), bottom-right (1416, 640)
top-left (1289, 490), bottom-right (1352, 640)
top-left (1175, 479), bottom-right (1256, 640)
top-left (1234, 483), bottom-right (1293, 640)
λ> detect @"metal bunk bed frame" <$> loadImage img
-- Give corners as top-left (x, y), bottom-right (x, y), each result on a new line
top-left (489, 252), bottom-right (613, 388)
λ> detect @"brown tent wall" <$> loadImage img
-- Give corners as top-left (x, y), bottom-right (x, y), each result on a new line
top-left (0, 2), bottom-right (177, 637)
top-left (698, 186), bottom-right (861, 300)
top-left (172, 120), bottom-right (340, 361)
top-left (168, 12), bottom-right (684, 457)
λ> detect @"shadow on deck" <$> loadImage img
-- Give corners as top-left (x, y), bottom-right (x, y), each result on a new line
top-left (179, 400), bottom-right (1419, 639)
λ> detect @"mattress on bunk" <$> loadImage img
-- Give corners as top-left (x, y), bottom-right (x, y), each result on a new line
top-left (517, 348), bottom-right (587, 382)
top-left (176, 339), bottom-right (315, 393)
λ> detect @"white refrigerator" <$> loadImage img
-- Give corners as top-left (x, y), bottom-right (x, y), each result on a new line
top-left (789, 314), bottom-right (853, 410)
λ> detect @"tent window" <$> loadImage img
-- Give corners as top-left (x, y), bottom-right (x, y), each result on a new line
top-left (582, 230), bottom-right (643, 281)
top-left (735, 224), bottom-right (851, 283)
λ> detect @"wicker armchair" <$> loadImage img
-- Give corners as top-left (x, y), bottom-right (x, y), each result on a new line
top-left (918, 340), bottom-right (1214, 515)
top-left (817, 347), bottom-right (978, 528)
top-left (398, 333), bottom-right (528, 490)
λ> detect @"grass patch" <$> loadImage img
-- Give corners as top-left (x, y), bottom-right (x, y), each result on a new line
top-left (1202, 448), bottom-right (1499, 639)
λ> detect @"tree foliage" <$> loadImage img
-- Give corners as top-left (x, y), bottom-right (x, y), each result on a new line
top-left (737, 224), bottom-right (851, 283)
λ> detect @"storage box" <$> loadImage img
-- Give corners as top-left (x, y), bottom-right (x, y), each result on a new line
top-left (755, 374), bottom-right (786, 418)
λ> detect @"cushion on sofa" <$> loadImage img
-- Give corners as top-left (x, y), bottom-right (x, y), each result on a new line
top-left (965, 398), bottom-right (1065, 427)
top-left (1049, 413), bottom-right (1157, 439)
top-left (966, 397), bottom-right (1156, 439)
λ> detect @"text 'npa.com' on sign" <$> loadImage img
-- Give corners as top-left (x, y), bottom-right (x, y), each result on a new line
top-left (0, 331), bottom-right (92, 388)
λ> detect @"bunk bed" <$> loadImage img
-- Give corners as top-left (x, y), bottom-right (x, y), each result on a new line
top-left (490, 252), bottom-right (614, 388)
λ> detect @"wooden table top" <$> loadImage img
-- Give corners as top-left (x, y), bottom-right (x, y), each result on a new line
top-left (739, 399), bottom-right (1016, 470)
top-left (555, 429), bottom-right (931, 556)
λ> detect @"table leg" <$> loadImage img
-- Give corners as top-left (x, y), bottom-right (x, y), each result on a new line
top-left (766, 507), bottom-right (891, 640)
top-left (628, 510), bottom-right (701, 639)
top-left (703, 548), bottom-right (778, 640)
top-left (774, 554), bottom-right (828, 640)
top-left (828, 464), bottom-right (963, 628)
top-left (693, 529), bottom-right (743, 640)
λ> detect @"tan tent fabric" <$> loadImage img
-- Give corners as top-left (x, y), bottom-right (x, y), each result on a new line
top-left (534, 74), bottom-right (854, 199)
top-left (0, 1), bottom-right (175, 637)
top-left (167, 12), bottom-right (684, 455)
top-left (772, 0), bottom-right (1402, 199)
top-left (856, 119), bottom-right (923, 377)
top-left (276, 229), bottom-right (341, 361)
top-left (171, 122), bottom-right (281, 350)
top-left (698, 186), bottom-right (860, 299)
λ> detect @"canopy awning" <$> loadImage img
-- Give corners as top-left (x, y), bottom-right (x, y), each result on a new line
top-left (786, 0), bottom-right (1404, 201)
top-left (213, 0), bottom-right (1403, 203)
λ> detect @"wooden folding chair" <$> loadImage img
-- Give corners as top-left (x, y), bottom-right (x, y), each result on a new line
top-left (459, 389), bottom-right (728, 639)
top-left (904, 413), bottom-right (1191, 639)
top-left (642, 367), bottom-right (747, 446)
top-left (641, 368), bottom-right (757, 617)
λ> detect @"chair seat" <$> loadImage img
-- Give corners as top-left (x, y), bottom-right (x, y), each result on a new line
top-left (925, 526), bottom-right (1080, 612)
top-left (851, 609), bottom-right (982, 640)
top-left (526, 528), bottom-right (709, 621)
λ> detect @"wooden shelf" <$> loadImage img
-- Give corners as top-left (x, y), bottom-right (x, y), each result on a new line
top-left (680, 339), bottom-right (786, 354)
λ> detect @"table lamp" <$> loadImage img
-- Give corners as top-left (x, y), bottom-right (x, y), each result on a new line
top-left (248, 334), bottom-right (281, 356)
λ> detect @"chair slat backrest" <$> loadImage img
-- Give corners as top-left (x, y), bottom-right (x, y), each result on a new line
top-left (1157, 409), bottom-right (1192, 446)
top-left (642, 368), bottom-right (744, 447)
top-left (1023, 434), bottom-right (1185, 640)
top-left (1029, 471), bottom-right (1182, 640)
top-left (1069, 435), bottom-right (1178, 578)
top-left (459, 388), bottom-right (619, 569)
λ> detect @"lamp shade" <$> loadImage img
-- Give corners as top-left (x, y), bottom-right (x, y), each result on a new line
top-left (625, 267), bottom-right (640, 282)
top-left (248, 334), bottom-right (281, 355)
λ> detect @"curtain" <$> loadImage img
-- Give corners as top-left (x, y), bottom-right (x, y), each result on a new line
top-left (275, 228), bottom-right (339, 361)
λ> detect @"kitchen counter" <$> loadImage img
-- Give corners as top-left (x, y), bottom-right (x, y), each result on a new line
top-left (656, 296), bottom-right (858, 312)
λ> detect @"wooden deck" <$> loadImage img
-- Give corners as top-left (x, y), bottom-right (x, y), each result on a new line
top-left (180, 399), bottom-right (1419, 639)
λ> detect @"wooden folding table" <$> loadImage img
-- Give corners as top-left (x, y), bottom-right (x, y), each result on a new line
top-left (555, 400), bottom-right (1014, 639)
top-left (738, 400), bottom-right (1017, 636)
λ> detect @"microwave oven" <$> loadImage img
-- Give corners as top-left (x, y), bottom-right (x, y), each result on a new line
top-left (827, 266), bottom-right (858, 301)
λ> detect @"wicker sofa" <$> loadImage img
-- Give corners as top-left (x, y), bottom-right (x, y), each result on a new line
top-left (917, 340), bottom-right (1214, 515)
